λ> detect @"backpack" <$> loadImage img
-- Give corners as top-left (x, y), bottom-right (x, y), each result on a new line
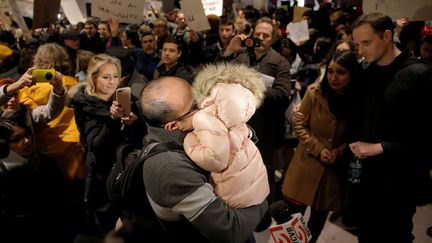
top-left (106, 141), bottom-right (184, 219)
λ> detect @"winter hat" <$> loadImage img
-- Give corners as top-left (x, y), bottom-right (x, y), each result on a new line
top-left (192, 63), bottom-right (266, 107)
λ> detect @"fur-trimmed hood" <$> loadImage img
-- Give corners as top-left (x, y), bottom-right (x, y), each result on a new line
top-left (192, 63), bottom-right (266, 107)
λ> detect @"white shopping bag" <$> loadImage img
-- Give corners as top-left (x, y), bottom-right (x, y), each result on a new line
top-left (268, 213), bottom-right (312, 243)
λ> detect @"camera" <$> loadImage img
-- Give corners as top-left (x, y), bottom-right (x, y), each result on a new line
top-left (32, 69), bottom-right (55, 82)
top-left (241, 37), bottom-right (260, 48)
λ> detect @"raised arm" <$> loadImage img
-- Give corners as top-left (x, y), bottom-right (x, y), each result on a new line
top-left (31, 70), bottom-right (66, 124)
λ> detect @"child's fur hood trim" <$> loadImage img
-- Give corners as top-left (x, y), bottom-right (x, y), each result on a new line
top-left (192, 63), bottom-right (266, 107)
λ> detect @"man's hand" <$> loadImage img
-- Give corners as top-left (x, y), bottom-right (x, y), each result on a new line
top-left (349, 141), bottom-right (383, 159)
top-left (223, 34), bottom-right (247, 57)
top-left (189, 29), bottom-right (200, 43)
top-left (109, 17), bottom-right (120, 37)
top-left (395, 17), bottom-right (409, 37)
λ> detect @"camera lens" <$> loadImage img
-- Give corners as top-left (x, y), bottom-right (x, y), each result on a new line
top-left (45, 72), bottom-right (53, 80)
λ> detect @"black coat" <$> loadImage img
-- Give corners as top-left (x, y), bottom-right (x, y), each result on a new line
top-left (353, 49), bottom-right (432, 204)
top-left (71, 86), bottom-right (123, 206)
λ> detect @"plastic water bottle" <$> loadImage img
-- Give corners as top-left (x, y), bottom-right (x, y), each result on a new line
top-left (348, 156), bottom-right (362, 184)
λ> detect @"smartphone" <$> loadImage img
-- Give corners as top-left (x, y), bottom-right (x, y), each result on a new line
top-left (116, 87), bottom-right (131, 116)
top-left (33, 69), bottom-right (56, 82)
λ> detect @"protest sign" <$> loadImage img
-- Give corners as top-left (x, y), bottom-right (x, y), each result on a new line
top-left (180, 0), bottom-right (210, 32)
top-left (287, 20), bottom-right (309, 44)
top-left (92, 0), bottom-right (144, 24)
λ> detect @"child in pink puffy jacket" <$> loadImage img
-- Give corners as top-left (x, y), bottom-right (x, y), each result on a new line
top-left (183, 63), bottom-right (269, 208)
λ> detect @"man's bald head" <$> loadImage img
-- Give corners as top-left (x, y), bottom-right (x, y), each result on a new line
top-left (140, 76), bottom-right (193, 126)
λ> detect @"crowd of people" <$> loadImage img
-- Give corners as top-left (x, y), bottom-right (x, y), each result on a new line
top-left (0, 2), bottom-right (431, 243)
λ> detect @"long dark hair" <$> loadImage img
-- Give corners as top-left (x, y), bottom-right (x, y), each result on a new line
top-left (320, 50), bottom-right (360, 119)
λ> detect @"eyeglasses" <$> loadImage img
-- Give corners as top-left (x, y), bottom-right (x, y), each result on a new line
top-left (173, 102), bottom-right (198, 122)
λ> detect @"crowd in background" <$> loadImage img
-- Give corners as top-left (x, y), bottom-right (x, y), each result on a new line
top-left (0, 1), bottom-right (431, 242)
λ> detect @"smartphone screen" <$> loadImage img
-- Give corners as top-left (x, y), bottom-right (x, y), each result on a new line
top-left (116, 87), bottom-right (131, 116)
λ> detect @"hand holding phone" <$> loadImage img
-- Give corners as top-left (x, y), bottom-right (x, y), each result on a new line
top-left (32, 69), bottom-right (56, 82)
top-left (241, 37), bottom-right (260, 48)
top-left (115, 87), bottom-right (131, 116)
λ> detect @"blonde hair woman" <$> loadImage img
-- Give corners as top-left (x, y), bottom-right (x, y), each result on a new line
top-left (70, 53), bottom-right (136, 235)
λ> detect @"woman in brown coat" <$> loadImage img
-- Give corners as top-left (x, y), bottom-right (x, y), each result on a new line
top-left (281, 50), bottom-right (360, 243)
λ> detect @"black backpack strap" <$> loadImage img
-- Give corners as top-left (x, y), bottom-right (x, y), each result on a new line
top-left (116, 143), bottom-right (136, 170)
top-left (115, 141), bottom-right (184, 219)
top-left (139, 141), bottom-right (184, 162)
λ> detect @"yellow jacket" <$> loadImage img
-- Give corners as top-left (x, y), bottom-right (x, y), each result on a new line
top-left (18, 75), bottom-right (85, 180)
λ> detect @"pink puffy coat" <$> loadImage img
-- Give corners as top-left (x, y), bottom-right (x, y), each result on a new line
top-left (184, 82), bottom-right (269, 208)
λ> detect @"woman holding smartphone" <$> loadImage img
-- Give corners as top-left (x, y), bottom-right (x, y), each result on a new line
top-left (70, 54), bottom-right (136, 235)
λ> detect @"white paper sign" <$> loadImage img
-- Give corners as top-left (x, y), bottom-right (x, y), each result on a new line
top-left (180, 0), bottom-right (210, 32)
top-left (287, 20), bottom-right (309, 44)
top-left (0, 0), bottom-right (11, 27)
top-left (61, 0), bottom-right (86, 25)
top-left (260, 72), bottom-right (275, 88)
top-left (150, 0), bottom-right (162, 13)
top-left (8, 0), bottom-right (30, 40)
top-left (202, 0), bottom-right (223, 16)
top-left (14, 0), bottom-right (33, 18)
top-left (91, 0), bottom-right (145, 24)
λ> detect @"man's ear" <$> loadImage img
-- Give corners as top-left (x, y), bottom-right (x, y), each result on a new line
top-left (164, 121), bottom-right (177, 131)
top-left (384, 29), bottom-right (393, 42)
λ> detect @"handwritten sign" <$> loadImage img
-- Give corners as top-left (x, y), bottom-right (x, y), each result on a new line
top-left (180, 0), bottom-right (210, 32)
top-left (202, 0), bottom-right (223, 16)
top-left (0, 0), bottom-right (11, 28)
top-left (92, 0), bottom-right (145, 24)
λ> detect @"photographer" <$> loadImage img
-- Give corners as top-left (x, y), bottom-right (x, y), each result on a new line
top-left (0, 67), bottom-right (65, 123)
top-left (220, 17), bottom-right (291, 219)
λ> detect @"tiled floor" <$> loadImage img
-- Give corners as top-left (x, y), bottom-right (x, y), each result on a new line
top-left (255, 204), bottom-right (432, 243)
